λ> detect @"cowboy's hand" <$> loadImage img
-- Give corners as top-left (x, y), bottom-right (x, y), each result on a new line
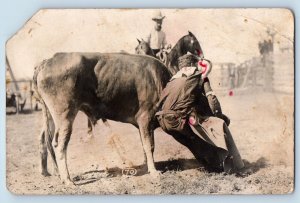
top-left (221, 114), bottom-right (231, 126)
top-left (198, 59), bottom-right (212, 79)
top-left (156, 51), bottom-right (162, 58)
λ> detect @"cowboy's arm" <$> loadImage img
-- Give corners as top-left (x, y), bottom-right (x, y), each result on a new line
top-left (162, 34), bottom-right (172, 49)
top-left (197, 59), bottom-right (223, 118)
top-left (202, 78), bottom-right (230, 125)
top-left (203, 78), bottom-right (222, 116)
top-left (161, 32), bottom-right (167, 49)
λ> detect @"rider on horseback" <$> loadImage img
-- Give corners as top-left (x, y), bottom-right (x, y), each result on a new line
top-left (146, 10), bottom-right (171, 63)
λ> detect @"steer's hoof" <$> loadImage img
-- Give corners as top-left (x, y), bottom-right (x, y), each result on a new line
top-left (41, 170), bottom-right (51, 177)
top-left (149, 170), bottom-right (161, 186)
top-left (61, 179), bottom-right (76, 186)
top-left (52, 166), bottom-right (59, 176)
top-left (149, 170), bottom-right (161, 178)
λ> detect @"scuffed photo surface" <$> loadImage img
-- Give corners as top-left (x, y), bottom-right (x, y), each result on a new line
top-left (6, 9), bottom-right (294, 194)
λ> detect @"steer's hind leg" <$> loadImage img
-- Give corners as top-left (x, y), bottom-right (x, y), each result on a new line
top-left (39, 129), bottom-right (50, 176)
top-left (51, 110), bottom-right (77, 186)
top-left (39, 106), bottom-right (50, 176)
top-left (137, 113), bottom-right (158, 176)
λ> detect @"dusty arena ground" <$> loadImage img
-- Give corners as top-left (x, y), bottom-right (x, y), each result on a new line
top-left (6, 91), bottom-right (294, 195)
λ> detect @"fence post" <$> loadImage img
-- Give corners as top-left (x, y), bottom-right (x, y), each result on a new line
top-left (30, 81), bottom-right (33, 110)
top-left (263, 53), bottom-right (274, 91)
top-left (15, 95), bottom-right (19, 114)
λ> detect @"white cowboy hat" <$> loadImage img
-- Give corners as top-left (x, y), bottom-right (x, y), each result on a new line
top-left (152, 10), bottom-right (165, 21)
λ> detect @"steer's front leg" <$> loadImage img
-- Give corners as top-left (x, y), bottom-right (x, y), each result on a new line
top-left (137, 113), bottom-right (160, 177)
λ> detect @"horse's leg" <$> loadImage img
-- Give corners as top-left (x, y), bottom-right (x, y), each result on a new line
top-left (136, 112), bottom-right (158, 176)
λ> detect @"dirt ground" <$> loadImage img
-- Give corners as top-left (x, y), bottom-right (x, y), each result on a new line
top-left (6, 91), bottom-right (294, 195)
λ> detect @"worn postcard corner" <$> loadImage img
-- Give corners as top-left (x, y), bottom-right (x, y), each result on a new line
top-left (6, 8), bottom-right (294, 195)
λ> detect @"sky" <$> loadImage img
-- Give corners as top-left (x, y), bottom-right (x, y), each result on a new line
top-left (6, 9), bottom-right (294, 80)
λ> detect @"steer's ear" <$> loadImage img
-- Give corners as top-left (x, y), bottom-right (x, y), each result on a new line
top-left (137, 38), bottom-right (141, 44)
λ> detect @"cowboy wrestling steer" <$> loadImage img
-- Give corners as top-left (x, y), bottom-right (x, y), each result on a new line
top-left (35, 51), bottom-right (233, 185)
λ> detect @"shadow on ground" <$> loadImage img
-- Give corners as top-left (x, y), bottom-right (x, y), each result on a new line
top-left (6, 109), bottom-right (40, 115)
top-left (243, 157), bottom-right (269, 173)
top-left (73, 158), bottom-right (201, 185)
top-left (73, 157), bottom-right (268, 185)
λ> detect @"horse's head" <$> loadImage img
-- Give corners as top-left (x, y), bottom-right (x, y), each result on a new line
top-left (135, 39), bottom-right (155, 57)
top-left (182, 31), bottom-right (204, 59)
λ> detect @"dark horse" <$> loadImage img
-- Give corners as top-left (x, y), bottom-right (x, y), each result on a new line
top-left (33, 33), bottom-right (205, 185)
top-left (136, 31), bottom-right (204, 73)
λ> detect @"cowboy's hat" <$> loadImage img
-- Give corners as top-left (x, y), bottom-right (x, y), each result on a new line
top-left (152, 10), bottom-right (165, 21)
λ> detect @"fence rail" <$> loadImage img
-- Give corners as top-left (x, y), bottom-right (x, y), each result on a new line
top-left (210, 51), bottom-right (293, 95)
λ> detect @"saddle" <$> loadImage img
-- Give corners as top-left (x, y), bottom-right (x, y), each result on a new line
top-left (156, 48), bottom-right (170, 64)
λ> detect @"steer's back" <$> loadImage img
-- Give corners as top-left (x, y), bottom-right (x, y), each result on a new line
top-left (36, 52), bottom-right (170, 125)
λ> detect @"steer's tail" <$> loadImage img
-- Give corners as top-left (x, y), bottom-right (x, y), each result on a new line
top-left (33, 61), bottom-right (58, 170)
